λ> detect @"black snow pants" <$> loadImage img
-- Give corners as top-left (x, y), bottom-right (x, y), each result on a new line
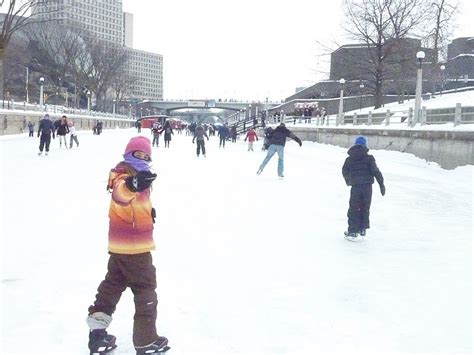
top-left (196, 139), bottom-right (206, 156)
top-left (39, 133), bottom-right (52, 152)
top-left (88, 252), bottom-right (159, 347)
top-left (347, 184), bottom-right (372, 233)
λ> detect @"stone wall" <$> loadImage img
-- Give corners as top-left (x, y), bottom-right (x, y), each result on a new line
top-left (1, 111), bottom-right (134, 135)
top-left (286, 127), bottom-right (474, 170)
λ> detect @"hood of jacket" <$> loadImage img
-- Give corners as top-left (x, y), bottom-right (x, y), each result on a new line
top-left (347, 144), bottom-right (369, 160)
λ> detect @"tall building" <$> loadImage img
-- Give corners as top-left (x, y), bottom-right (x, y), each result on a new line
top-left (126, 48), bottom-right (163, 100)
top-left (123, 12), bottom-right (133, 48)
top-left (32, 0), bottom-right (124, 45)
top-left (32, 0), bottom-right (163, 100)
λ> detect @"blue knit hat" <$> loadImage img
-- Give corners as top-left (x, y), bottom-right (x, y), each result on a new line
top-left (354, 135), bottom-right (367, 146)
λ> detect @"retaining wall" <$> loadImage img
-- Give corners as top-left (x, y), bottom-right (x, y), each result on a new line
top-left (1, 111), bottom-right (134, 135)
top-left (288, 127), bottom-right (474, 170)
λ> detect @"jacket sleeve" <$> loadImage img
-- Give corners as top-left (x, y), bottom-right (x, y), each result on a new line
top-left (370, 156), bottom-right (384, 186)
top-left (342, 158), bottom-right (351, 186)
top-left (289, 133), bottom-right (302, 145)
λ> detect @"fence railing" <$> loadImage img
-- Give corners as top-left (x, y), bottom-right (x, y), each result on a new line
top-left (278, 103), bottom-right (474, 127)
top-left (1, 100), bottom-right (132, 120)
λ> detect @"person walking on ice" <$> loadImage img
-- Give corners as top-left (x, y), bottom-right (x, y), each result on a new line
top-left (256, 123), bottom-right (302, 178)
top-left (342, 135), bottom-right (385, 240)
top-left (86, 136), bottom-right (169, 355)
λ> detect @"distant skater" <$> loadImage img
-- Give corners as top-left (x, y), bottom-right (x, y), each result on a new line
top-left (244, 127), bottom-right (258, 151)
top-left (256, 123), bottom-right (301, 178)
top-left (192, 124), bottom-right (209, 157)
top-left (37, 114), bottom-right (55, 156)
top-left (162, 121), bottom-right (174, 148)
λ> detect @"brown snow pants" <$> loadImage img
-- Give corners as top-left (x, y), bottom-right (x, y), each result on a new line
top-left (88, 252), bottom-right (159, 347)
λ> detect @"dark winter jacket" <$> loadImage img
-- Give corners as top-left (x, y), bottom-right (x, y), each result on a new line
top-left (57, 122), bottom-right (70, 136)
top-left (38, 118), bottom-right (55, 136)
top-left (268, 125), bottom-right (302, 146)
top-left (342, 145), bottom-right (384, 186)
top-left (193, 126), bottom-right (209, 142)
top-left (218, 125), bottom-right (229, 138)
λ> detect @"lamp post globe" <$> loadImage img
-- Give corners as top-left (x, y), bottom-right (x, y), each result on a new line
top-left (416, 51), bottom-right (425, 68)
top-left (440, 65), bottom-right (446, 95)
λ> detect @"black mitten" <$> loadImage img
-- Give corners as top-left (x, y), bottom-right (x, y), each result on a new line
top-left (125, 171), bottom-right (157, 192)
top-left (380, 184), bottom-right (386, 196)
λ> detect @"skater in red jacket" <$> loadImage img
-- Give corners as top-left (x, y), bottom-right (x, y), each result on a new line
top-left (244, 128), bottom-right (258, 151)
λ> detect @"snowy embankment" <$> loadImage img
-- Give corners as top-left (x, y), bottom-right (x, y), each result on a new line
top-left (0, 129), bottom-right (472, 355)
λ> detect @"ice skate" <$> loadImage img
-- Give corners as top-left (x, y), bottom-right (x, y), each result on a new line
top-left (344, 231), bottom-right (359, 241)
top-left (38, 151), bottom-right (42, 156)
top-left (88, 329), bottom-right (117, 355)
top-left (135, 336), bottom-right (170, 354)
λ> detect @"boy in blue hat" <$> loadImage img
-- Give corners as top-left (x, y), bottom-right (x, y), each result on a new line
top-left (342, 135), bottom-right (385, 239)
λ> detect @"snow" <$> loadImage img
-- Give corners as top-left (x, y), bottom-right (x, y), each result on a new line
top-left (0, 128), bottom-right (472, 355)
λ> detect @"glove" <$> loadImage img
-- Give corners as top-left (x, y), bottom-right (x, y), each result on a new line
top-left (296, 138), bottom-right (302, 147)
top-left (380, 184), bottom-right (386, 196)
top-left (192, 140), bottom-right (195, 144)
top-left (125, 171), bottom-right (157, 192)
top-left (37, 133), bottom-right (40, 137)
top-left (53, 133), bottom-right (56, 139)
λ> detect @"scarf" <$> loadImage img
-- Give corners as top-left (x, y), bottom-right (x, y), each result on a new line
top-left (123, 152), bottom-right (150, 172)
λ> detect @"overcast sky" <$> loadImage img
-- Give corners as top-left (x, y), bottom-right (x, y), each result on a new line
top-left (2, 0), bottom-right (473, 102)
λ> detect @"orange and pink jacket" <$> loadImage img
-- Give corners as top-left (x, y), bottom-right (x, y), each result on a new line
top-left (107, 162), bottom-right (155, 254)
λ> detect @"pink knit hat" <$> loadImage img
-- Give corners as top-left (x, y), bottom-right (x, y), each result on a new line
top-left (124, 136), bottom-right (152, 157)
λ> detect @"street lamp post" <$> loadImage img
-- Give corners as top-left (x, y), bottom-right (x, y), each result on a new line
top-left (337, 78), bottom-right (345, 126)
top-left (39, 77), bottom-right (45, 110)
top-left (359, 82), bottom-right (364, 111)
top-left (87, 90), bottom-right (91, 111)
top-left (25, 66), bottom-right (29, 103)
top-left (414, 51), bottom-right (425, 125)
top-left (440, 65), bottom-right (446, 96)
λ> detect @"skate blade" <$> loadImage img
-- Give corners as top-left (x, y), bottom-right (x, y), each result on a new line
top-left (344, 235), bottom-right (361, 242)
top-left (141, 345), bottom-right (171, 354)
top-left (90, 344), bottom-right (117, 355)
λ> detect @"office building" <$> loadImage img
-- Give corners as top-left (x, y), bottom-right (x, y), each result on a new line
top-left (32, 0), bottom-right (163, 100)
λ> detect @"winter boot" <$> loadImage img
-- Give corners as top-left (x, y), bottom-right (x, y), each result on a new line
top-left (88, 329), bottom-right (117, 355)
top-left (359, 229), bottom-right (366, 236)
top-left (135, 336), bottom-right (169, 355)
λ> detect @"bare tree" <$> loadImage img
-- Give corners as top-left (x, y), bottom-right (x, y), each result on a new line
top-left (110, 71), bottom-right (138, 107)
top-left (423, 0), bottom-right (458, 64)
top-left (342, 0), bottom-right (427, 108)
top-left (0, 0), bottom-right (60, 100)
top-left (27, 22), bottom-right (86, 105)
top-left (80, 39), bottom-right (130, 111)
